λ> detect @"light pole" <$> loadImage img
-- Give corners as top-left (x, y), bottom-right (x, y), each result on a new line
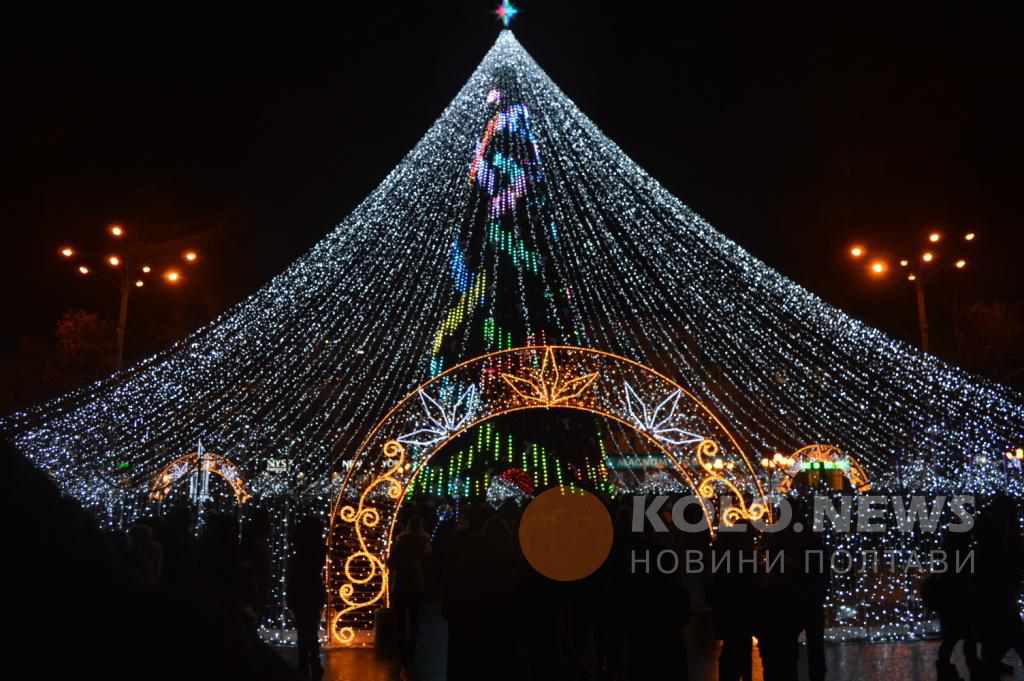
top-left (760, 452), bottom-right (795, 501)
top-left (847, 229), bottom-right (976, 353)
top-left (59, 223), bottom-right (201, 371)
top-left (908, 274), bottom-right (930, 353)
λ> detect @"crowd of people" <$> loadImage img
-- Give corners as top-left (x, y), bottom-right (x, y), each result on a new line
top-left (383, 496), bottom-right (824, 681)
top-left (926, 495), bottom-right (1024, 681)
top-left (7, 427), bottom-right (1024, 681)
top-left (4, 439), bottom-right (301, 680)
top-left (386, 492), bottom-right (1024, 681)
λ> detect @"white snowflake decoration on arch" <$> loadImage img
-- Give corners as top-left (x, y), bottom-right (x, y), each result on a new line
top-left (624, 382), bottom-right (705, 446)
top-left (397, 383), bottom-right (479, 447)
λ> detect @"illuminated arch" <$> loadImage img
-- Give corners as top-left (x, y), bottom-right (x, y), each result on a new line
top-left (148, 451), bottom-right (252, 505)
top-left (776, 444), bottom-right (871, 494)
top-left (326, 345), bottom-right (769, 646)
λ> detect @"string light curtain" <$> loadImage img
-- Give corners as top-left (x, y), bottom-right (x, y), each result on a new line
top-left (3, 30), bottom-right (1022, 520)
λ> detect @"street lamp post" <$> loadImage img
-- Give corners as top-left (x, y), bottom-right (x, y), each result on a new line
top-left (910, 275), bottom-right (929, 354)
top-left (760, 452), bottom-right (795, 501)
top-left (847, 229), bottom-right (976, 354)
top-left (59, 224), bottom-right (202, 371)
top-left (115, 263), bottom-right (130, 372)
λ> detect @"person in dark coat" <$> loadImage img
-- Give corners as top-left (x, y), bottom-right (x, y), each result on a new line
top-left (288, 515), bottom-right (327, 680)
top-left (791, 498), bottom-right (828, 681)
top-left (712, 522), bottom-right (756, 681)
top-left (389, 513), bottom-right (432, 673)
top-left (442, 504), bottom-right (491, 681)
top-left (975, 495), bottom-right (1024, 680)
top-left (926, 527), bottom-right (977, 681)
top-left (241, 508), bottom-right (274, 622)
top-left (757, 518), bottom-right (804, 681)
top-left (126, 522), bottom-right (163, 588)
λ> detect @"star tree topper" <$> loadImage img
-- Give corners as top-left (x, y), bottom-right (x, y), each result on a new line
top-left (495, 0), bottom-right (519, 28)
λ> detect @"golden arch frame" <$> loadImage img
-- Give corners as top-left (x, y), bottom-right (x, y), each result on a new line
top-left (148, 451), bottom-right (252, 505)
top-left (776, 443), bottom-right (871, 494)
top-left (325, 345), bottom-right (769, 646)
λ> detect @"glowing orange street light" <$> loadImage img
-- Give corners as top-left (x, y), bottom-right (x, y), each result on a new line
top-left (845, 226), bottom-right (979, 357)
top-left (56, 222), bottom-right (206, 372)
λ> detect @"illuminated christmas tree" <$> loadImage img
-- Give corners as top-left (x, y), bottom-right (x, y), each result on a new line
top-left (3, 30), bottom-right (1022, 639)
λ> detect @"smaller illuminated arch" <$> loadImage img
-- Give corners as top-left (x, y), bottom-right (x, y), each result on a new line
top-left (149, 451), bottom-right (252, 504)
top-left (776, 444), bottom-right (871, 494)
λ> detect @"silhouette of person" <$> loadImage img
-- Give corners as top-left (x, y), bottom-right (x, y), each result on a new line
top-left (288, 515), bottom-right (327, 680)
top-left (126, 522), bottom-right (163, 588)
top-left (442, 504), bottom-right (491, 681)
top-left (390, 512), bottom-right (432, 673)
top-left (791, 497), bottom-right (828, 681)
top-left (645, 505), bottom-right (691, 681)
top-left (975, 495), bottom-right (1024, 680)
top-left (601, 502), bottom-right (637, 679)
top-left (477, 514), bottom-right (519, 681)
top-left (241, 508), bottom-right (274, 622)
top-left (712, 521), bottom-right (756, 681)
top-left (929, 526), bottom-right (977, 681)
top-left (3, 440), bottom-right (301, 680)
top-left (758, 514), bottom-right (804, 681)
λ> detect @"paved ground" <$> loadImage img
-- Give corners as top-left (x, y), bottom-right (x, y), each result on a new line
top-left (309, 639), bottom-right (1024, 680)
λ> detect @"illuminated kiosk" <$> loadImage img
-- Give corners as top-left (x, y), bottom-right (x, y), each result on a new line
top-left (326, 345), bottom-right (769, 646)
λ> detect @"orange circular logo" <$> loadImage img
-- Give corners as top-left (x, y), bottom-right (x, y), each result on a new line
top-left (518, 487), bottom-right (613, 581)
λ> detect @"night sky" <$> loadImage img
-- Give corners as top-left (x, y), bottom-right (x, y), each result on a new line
top-left (5, 4), bottom-right (1022, 376)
